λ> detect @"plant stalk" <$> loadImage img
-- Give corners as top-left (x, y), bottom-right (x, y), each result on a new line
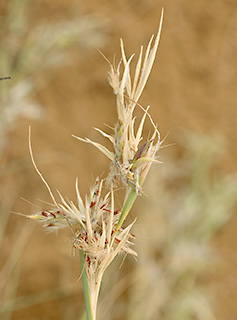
top-left (79, 249), bottom-right (94, 320)
top-left (114, 188), bottom-right (137, 235)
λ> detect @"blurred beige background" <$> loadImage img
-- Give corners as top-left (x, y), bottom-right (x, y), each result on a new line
top-left (1, 0), bottom-right (237, 319)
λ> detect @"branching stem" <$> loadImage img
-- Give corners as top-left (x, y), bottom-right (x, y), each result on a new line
top-left (114, 188), bottom-right (137, 236)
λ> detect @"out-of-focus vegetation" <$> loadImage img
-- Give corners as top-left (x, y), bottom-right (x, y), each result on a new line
top-left (0, 0), bottom-right (107, 151)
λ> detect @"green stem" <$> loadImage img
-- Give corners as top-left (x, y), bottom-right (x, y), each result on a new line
top-left (79, 249), bottom-right (94, 320)
top-left (115, 188), bottom-right (137, 234)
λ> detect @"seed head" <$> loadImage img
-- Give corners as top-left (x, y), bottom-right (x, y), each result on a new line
top-left (73, 11), bottom-right (163, 193)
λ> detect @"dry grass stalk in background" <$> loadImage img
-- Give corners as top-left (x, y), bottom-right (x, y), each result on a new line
top-left (0, 0), bottom-right (107, 152)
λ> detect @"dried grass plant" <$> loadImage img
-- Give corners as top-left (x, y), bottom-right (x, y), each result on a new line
top-left (16, 10), bottom-right (164, 320)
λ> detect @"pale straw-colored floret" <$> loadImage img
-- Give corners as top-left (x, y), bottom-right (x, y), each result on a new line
top-left (73, 9), bottom-right (163, 194)
top-left (23, 128), bottom-right (136, 253)
top-left (21, 134), bottom-right (137, 312)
